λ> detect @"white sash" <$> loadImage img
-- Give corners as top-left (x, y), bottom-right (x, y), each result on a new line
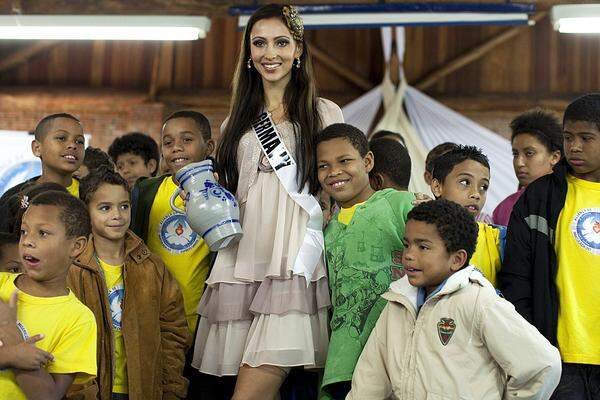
top-left (251, 112), bottom-right (324, 285)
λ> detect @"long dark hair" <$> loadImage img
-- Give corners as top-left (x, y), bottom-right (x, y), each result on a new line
top-left (216, 4), bottom-right (322, 194)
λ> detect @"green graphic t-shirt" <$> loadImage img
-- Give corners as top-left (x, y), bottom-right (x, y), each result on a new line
top-left (321, 189), bottom-right (415, 396)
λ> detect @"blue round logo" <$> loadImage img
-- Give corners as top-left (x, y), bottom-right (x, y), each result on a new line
top-left (159, 213), bottom-right (198, 254)
top-left (0, 160), bottom-right (42, 195)
top-left (108, 284), bottom-right (124, 330)
top-left (571, 209), bottom-right (600, 255)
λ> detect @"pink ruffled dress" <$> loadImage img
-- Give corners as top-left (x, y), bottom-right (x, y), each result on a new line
top-left (192, 98), bottom-right (344, 376)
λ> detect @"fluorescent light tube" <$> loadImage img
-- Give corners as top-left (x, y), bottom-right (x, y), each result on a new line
top-left (552, 4), bottom-right (600, 33)
top-left (0, 15), bottom-right (210, 40)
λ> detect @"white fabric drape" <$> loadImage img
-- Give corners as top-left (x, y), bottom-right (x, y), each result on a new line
top-left (341, 27), bottom-right (518, 212)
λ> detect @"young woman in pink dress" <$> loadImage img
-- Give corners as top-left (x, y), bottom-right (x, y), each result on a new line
top-left (192, 5), bottom-right (344, 399)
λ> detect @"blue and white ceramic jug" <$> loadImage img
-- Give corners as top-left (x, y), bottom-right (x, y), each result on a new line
top-left (170, 159), bottom-right (243, 251)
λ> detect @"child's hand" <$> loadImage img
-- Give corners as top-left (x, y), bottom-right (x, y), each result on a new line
top-left (0, 290), bottom-right (18, 327)
top-left (1, 334), bottom-right (54, 370)
top-left (412, 192), bottom-right (433, 206)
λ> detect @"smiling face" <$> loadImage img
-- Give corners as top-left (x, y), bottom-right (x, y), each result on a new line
top-left (32, 117), bottom-right (85, 175)
top-left (563, 120), bottom-right (600, 183)
top-left (88, 183), bottom-right (130, 242)
top-left (19, 205), bottom-right (86, 283)
top-left (115, 153), bottom-right (157, 189)
top-left (512, 133), bottom-right (561, 187)
top-left (249, 17), bottom-right (302, 87)
top-left (161, 117), bottom-right (215, 175)
top-left (402, 220), bottom-right (467, 295)
top-left (317, 137), bottom-right (375, 208)
top-left (431, 159), bottom-right (490, 216)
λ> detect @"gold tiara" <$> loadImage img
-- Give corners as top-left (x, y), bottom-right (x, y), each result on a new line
top-left (282, 5), bottom-right (304, 41)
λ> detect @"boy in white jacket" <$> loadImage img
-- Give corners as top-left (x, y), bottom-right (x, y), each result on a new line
top-left (347, 199), bottom-right (561, 400)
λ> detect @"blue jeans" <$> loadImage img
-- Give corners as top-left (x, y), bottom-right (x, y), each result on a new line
top-left (111, 394), bottom-right (128, 400)
top-left (551, 363), bottom-right (600, 400)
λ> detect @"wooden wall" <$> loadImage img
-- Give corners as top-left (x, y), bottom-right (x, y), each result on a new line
top-left (0, 13), bottom-right (599, 148)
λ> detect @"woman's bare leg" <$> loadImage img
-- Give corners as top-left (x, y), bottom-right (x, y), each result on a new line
top-left (231, 364), bottom-right (288, 400)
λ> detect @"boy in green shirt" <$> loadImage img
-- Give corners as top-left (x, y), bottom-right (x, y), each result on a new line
top-left (316, 123), bottom-right (415, 399)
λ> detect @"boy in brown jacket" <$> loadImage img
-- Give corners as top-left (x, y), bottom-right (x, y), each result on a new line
top-left (347, 200), bottom-right (561, 400)
top-left (68, 166), bottom-right (189, 400)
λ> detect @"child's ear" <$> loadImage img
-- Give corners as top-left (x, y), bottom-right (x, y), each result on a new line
top-left (31, 140), bottom-right (42, 158)
top-left (364, 151), bottom-right (375, 173)
top-left (205, 139), bottom-right (216, 156)
top-left (450, 249), bottom-right (468, 272)
top-left (430, 178), bottom-right (443, 198)
top-left (550, 150), bottom-right (562, 167)
top-left (69, 235), bottom-right (89, 260)
top-left (370, 173), bottom-right (384, 191)
top-left (147, 159), bottom-right (158, 175)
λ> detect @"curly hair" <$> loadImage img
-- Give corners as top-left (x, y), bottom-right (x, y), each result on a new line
top-left (510, 108), bottom-right (563, 153)
top-left (79, 166), bottom-right (129, 205)
top-left (83, 147), bottom-right (115, 173)
top-left (407, 199), bottom-right (478, 267)
top-left (108, 132), bottom-right (160, 172)
top-left (432, 145), bottom-right (490, 184)
top-left (316, 123), bottom-right (369, 157)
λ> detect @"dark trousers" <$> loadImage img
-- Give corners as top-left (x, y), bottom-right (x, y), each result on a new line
top-left (111, 394), bottom-right (128, 400)
top-left (551, 363), bottom-right (600, 400)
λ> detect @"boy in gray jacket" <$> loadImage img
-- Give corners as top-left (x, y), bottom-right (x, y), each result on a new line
top-left (347, 199), bottom-right (561, 400)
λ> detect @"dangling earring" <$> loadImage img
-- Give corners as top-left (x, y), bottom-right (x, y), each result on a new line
top-left (295, 57), bottom-right (301, 69)
top-left (247, 57), bottom-right (252, 70)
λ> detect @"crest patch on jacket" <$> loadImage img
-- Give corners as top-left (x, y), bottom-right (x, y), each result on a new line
top-left (437, 317), bottom-right (456, 346)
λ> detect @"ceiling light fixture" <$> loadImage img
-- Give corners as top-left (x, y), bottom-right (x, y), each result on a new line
top-left (552, 4), bottom-right (600, 34)
top-left (0, 15), bottom-right (211, 40)
top-left (232, 3), bottom-right (534, 29)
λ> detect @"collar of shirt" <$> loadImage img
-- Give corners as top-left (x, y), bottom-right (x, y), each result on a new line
top-left (416, 278), bottom-right (449, 313)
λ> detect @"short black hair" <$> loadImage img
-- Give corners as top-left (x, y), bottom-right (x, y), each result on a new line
top-left (432, 145), bottom-right (490, 184)
top-left (80, 166), bottom-right (130, 205)
top-left (163, 110), bottom-right (211, 141)
top-left (425, 142), bottom-right (459, 174)
top-left (28, 191), bottom-right (91, 238)
top-left (407, 199), bottom-right (478, 267)
top-left (369, 138), bottom-right (411, 189)
top-left (108, 132), bottom-right (160, 174)
top-left (510, 109), bottom-right (563, 153)
top-left (370, 130), bottom-right (406, 146)
top-left (563, 93), bottom-right (600, 129)
top-left (316, 123), bottom-right (369, 157)
top-left (83, 147), bottom-right (115, 173)
top-left (34, 113), bottom-right (81, 141)
top-left (9, 183), bottom-right (69, 237)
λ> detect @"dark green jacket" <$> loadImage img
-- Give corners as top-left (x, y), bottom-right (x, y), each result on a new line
top-left (130, 175), bottom-right (170, 242)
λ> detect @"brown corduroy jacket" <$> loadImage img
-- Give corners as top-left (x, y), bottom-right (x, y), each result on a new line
top-left (67, 230), bottom-right (190, 400)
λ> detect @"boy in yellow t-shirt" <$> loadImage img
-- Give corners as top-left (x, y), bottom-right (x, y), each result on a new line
top-left (430, 145), bottom-right (505, 286)
top-left (0, 190), bottom-right (96, 400)
top-left (501, 93), bottom-right (600, 399)
top-left (130, 111), bottom-right (215, 335)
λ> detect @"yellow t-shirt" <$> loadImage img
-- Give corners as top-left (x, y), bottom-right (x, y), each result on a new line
top-left (470, 222), bottom-right (502, 287)
top-left (555, 174), bottom-right (600, 364)
top-left (0, 273), bottom-right (96, 400)
top-left (67, 178), bottom-right (79, 198)
top-left (147, 177), bottom-right (211, 333)
top-left (98, 259), bottom-right (128, 394)
top-left (338, 202), bottom-right (364, 225)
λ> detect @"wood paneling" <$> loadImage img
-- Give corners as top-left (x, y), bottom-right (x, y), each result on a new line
top-left (0, 15), bottom-right (599, 101)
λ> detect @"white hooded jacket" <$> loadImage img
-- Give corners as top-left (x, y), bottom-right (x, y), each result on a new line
top-left (346, 266), bottom-right (561, 400)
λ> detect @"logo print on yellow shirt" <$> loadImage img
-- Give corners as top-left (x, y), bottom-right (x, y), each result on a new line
top-left (108, 283), bottom-right (124, 331)
top-left (571, 208), bottom-right (600, 255)
top-left (159, 213), bottom-right (198, 254)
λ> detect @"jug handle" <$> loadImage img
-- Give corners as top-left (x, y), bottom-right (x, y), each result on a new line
top-left (170, 188), bottom-right (186, 214)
